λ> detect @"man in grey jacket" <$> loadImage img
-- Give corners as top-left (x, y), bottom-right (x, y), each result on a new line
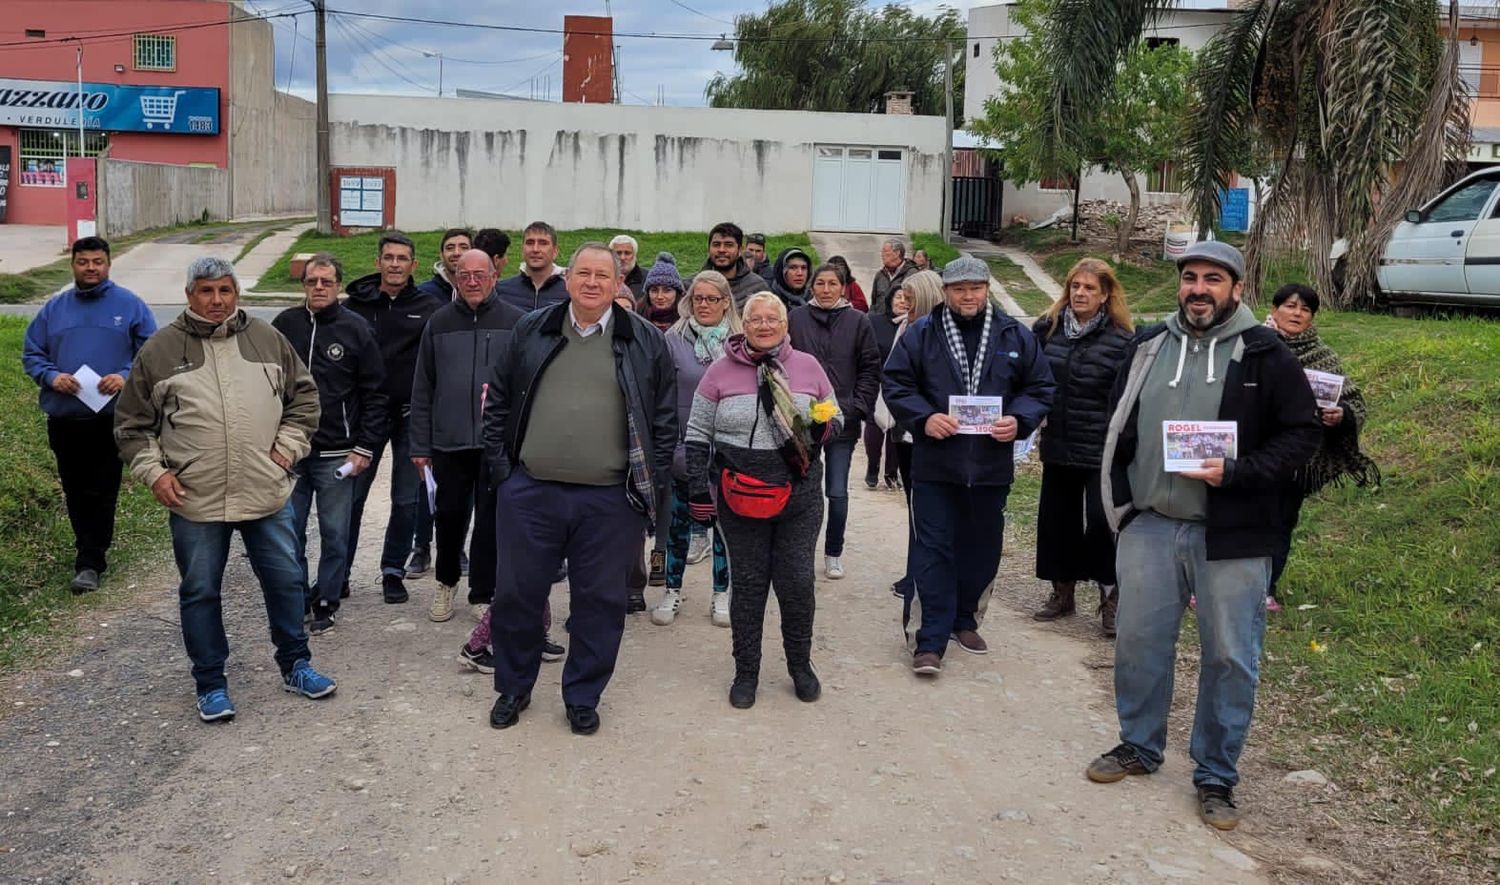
top-left (410, 250), bottom-right (526, 623)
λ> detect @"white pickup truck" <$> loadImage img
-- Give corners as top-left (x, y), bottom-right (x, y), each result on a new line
top-left (1332, 167), bottom-right (1500, 306)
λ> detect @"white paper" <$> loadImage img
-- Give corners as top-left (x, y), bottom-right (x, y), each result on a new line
top-left (335, 461), bottom-right (355, 480)
top-left (1012, 431), bottom-right (1036, 464)
top-left (424, 466), bottom-right (437, 514)
top-left (70, 364), bottom-right (115, 414)
top-left (949, 395), bottom-right (1004, 435)
top-left (1304, 369), bottom-right (1345, 409)
top-left (1163, 420), bottom-right (1238, 472)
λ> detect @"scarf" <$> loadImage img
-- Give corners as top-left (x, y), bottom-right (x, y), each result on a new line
top-left (743, 339), bottom-right (813, 478)
top-left (645, 302), bottom-right (679, 331)
top-left (1063, 306), bottom-right (1108, 340)
top-left (941, 304), bottom-right (994, 395)
top-left (688, 316), bottom-right (731, 364)
top-left (1279, 325), bottom-right (1381, 494)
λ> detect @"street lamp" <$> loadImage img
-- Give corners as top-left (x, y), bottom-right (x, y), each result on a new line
top-left (423, 50), bottom-right (444, 96)
top-left (711, 34), bottom-right (734, 51)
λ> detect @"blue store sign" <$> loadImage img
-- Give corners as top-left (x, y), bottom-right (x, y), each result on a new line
top-left (0, 77), bottom-right (219, 135)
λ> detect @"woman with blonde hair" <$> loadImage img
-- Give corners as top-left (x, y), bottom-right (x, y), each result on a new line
top-left (1031, 258), bottom-right (1134, 636)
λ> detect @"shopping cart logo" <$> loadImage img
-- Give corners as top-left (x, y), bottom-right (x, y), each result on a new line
top-left (140, 91), bottom-right (187, 130)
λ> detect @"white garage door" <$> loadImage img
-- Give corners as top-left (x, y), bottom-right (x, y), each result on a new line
top-left (812, 145), bottom-right (906, 232)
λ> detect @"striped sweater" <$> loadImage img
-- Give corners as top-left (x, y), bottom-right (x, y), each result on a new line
top-left (685, 336), bottom-right (839, 498)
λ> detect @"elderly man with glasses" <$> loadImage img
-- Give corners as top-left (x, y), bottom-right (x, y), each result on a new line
top-left (272, 253), bottom-right (389, 636)
top-left (410, 250), bottom-right (527, 624)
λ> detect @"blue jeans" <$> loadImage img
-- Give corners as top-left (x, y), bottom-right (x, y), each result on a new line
top-left (822, 437), bottom-right (856, 557)
top-left (1113, 511), bottom-right (1270, 788)
top-left (290, 455), bottom-right (357, 611)
top-left (169, 502), bottom-right (310, 694)
top-left (905, 481), bottom-right (1009, 655)
top-left (348, 409), bottom-right (419, 577)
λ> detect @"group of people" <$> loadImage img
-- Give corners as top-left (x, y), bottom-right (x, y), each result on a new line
top-left (24, 222), bottom-right (1375, 831)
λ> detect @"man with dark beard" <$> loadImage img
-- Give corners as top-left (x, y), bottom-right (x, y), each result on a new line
top-left (1084, 241), bottom-right (1321, 833)
top-left (703, 222), bottom-right (768, 310)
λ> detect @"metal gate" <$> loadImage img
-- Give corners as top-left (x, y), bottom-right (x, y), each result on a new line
top-left (951, 176), bottom-right (1003, 239)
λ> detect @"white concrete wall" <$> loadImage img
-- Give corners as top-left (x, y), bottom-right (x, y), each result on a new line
top-left (228, 8), bottom-right (315, 216)
top-left (328, 94), bottom-right (948, 233)
top-left (98, 159), bottom-right (229, 237)
top-left (1004, 173), bottom-right (1187, 225)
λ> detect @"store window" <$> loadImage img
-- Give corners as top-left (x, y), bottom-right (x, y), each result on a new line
top-left (18, 129), bottom-right (107, 187)
top-left (133, 33), bottom-right (176, 71)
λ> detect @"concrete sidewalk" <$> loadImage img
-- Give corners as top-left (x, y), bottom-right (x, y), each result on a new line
top-left (0, 225), bottom-right (68, 276)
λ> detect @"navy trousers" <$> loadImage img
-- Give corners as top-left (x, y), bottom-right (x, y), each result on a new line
top-left (492, 471), bottom-right (645, 707)
top-left (907, 481), bottom-right (1010, 656)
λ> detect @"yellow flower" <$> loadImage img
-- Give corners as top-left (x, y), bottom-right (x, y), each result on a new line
top-left (1309, 639), bottom-right (1327, 655)
top-left (810, 400), bottom-right (839, 423)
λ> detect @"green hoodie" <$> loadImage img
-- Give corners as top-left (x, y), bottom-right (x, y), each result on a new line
top-left (1128, 302), bottom-right (1261, 522)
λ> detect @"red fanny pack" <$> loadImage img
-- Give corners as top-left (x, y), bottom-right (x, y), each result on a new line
top-left (719, 468), bottom-right (791, 520)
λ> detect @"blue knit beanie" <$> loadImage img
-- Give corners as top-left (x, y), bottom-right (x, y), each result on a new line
top-left (643, 252), bottom-right (684, 295)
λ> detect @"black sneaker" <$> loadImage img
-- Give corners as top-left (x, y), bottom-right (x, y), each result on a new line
top-left (69, 569), bottom-right (100, 593)
top-left (405, 546), bottom-right (431, 578)
top-left (382, 574), bottom-right (409, 604)
top-left (1086, 743), bottom-right (1151, 783)
top-left (1196, 784), bottom-right (1241, 830)
top-left (309, 605), bottom-right (336, 636)
top-left (864, 475), bottom-right (879, 490)
top-left (542, 635), bottom-right (566, 662)
top-left (458, 644), bottom-right (495, 674)
top-left (627, 589), bottom-right (647, 613)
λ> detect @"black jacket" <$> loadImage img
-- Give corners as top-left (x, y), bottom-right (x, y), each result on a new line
top-left (493, 269), bottom-right (569, 315)
top-left (769, 249), bottom-right (811, 311)
top-left (272, 301), bottom-right (388, 458)
top-left (883, 305), bottom-right (1056, 487)
top-left (870, 259), bottom-right (917, 315)
top-left (869, 312), bottom-right (901, 365)
top-left (410, 292), bottom-right (527, 456)
top-left (623, 265), bottom-right (647, 300)
top-left (788, 302), bottom-right (881, 441)
top-left (343, 274), bottom-right (444, 410)
top-left (1031, 315), bottom-right (1132, 468)
top-left (482, 301), bottom-right (678, 523)
top-left (1102, 324), bottom-right (1323, 560)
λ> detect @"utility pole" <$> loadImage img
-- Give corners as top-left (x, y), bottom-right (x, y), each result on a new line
top-left (942, 41), bottom-right (955, 243)
top-left (313, 0), bottom-right (331, 234)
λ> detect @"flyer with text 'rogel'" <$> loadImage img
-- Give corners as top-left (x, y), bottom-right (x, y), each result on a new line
top-left (950, 396), bottom-right (1004, 435)
top-left (1303, 369), bottom-right (1345, 409)
top-left (1163, 421), bottom-right (1238, 472)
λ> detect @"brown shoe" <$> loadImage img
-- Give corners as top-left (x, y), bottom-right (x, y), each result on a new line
top-left (911, 652), bottom-right (942, 675)
top-left (1100, 585), bottom-right (1118, 638)
top-left (950, 629), bottom-right (989, 655)
top-left (1086, 743), bottom-right (1151, 783)
top-left (1034, 581), bottom-right (1076, 620)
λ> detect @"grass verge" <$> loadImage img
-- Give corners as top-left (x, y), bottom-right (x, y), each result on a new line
top-left (909, 232), bottom-right (960, 268)
top-left (986, 258), bottom-right (1057, 316)
top-left (257, 229), bottom-right (823, 292)
top-left (0, 259), bottom-right (74, 305)
top-left (0, 318), bottom-right (170, 670)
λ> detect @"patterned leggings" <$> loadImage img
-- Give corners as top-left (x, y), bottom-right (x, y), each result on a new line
top-left (467, 599), bottom-right (551, 652)
top-left (666, 480), bottom-right (729, 593)
top-left (717, 486), bottom-right (823, 680)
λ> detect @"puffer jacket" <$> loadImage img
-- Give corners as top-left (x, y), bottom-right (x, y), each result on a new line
top-left (787, 301), bottom-right (881, 441)
top-left (410, 291), bottom-right (526, 455)
top-left (1031, 314), bottom-right (1133, 468)
top-left (115, 309), bottom-right (320, 523)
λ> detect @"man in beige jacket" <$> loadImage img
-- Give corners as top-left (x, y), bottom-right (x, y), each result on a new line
top-left (115, 257), bottom-right (334, 723)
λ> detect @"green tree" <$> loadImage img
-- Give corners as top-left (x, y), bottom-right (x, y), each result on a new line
top-left (1034, 0), bottom-right (1471, 307)
top-left (705, 0), bottom-right (965, 122)
top-left (972, 0), bottom-right (1193, 256)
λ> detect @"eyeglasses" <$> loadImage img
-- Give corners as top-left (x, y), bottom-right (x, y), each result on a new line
top-left (745, 317), bottom-right (785, 328)
top-left (690, 295), bottom-right (728, 305)
top-left (455, 272), bottom-right (493, 283)
top-left (302, 278), bottom-right (338, 289)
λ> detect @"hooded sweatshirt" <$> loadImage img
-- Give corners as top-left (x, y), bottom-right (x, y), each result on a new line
top-left (22, 278), bottom-right (157, 419)
top-left (416, 261), bottom-right (455, 301)
top-left (1128, 302), bottom-right (1261, 522)
top-left (769, 249), bottom-right (812, 311)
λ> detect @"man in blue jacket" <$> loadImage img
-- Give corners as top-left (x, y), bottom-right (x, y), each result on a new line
top-left (22, 236), bottom-right (156, 593)
top-left (883, 256), bottom-right (1054, 676)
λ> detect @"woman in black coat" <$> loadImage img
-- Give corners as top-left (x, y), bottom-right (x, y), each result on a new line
top-left (1031, 258), bottom-right (1134, 636)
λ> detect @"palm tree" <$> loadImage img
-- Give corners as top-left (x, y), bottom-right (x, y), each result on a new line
top-left (1037, 0), bottom-right (1471, 307)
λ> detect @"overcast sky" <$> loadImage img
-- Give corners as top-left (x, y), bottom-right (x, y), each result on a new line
top-left (245, 1), bottom-right (1234, 106)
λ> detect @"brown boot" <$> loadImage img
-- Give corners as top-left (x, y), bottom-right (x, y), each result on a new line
top-left (1100, 585), bottom-right (1118, 638)
top-left (1034, 581), bottom-right (1076, 620)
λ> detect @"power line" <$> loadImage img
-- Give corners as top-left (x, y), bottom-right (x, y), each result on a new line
top-left (664, 0), bottom-right (735, 27)
top-left (330, 14), bottom-right (434, 94)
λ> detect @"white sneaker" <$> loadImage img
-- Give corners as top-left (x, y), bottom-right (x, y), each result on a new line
top-left (651, 589), bottom-right (682, 626)
top-left (825, 556), bottom-right (845, 580)
top-left (686, 533), bottom-right (711, 564)
top-left (711, 591), bottom-right (731, 627)
top-left (429, 583), bottom-right (456, 622)
top-left (471, 603), bottom-right (488, 623)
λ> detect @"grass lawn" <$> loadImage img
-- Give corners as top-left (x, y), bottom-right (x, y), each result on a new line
top-left (909, 232), bottom-right (960, 269)
top-left (0, 259), bottom-right (74, 306)
top-left (986, 258), bottom-right (1057, 316)
top-left (257, 229), bottom-right (823, 293)
top-left (0, 318), bottom-right (169, 670)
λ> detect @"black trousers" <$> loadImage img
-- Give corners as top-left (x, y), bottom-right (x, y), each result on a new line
top-left (47, 414), bottom-right (123, 574)
top-left (1034, 463), bottom-right (1116, 586)
top-left (1268, 487), bottom-right (1306, 599)
top-left (431, 449), bottom-right (496, 604)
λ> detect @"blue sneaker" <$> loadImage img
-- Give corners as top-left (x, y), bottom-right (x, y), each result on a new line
top-left (196, 688), bottom-right (236, 722)
top-left (282, 659), bottom-right (337, 699)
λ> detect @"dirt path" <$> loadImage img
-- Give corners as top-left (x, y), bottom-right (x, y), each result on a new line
top-left (2, 452), bottom-right (1275, 884)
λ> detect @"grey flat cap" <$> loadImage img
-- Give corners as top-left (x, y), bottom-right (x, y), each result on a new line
top-left (1176, 240), bottom-right (1245, 280)
top-left (942, 255), bottom-right (991, 285)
